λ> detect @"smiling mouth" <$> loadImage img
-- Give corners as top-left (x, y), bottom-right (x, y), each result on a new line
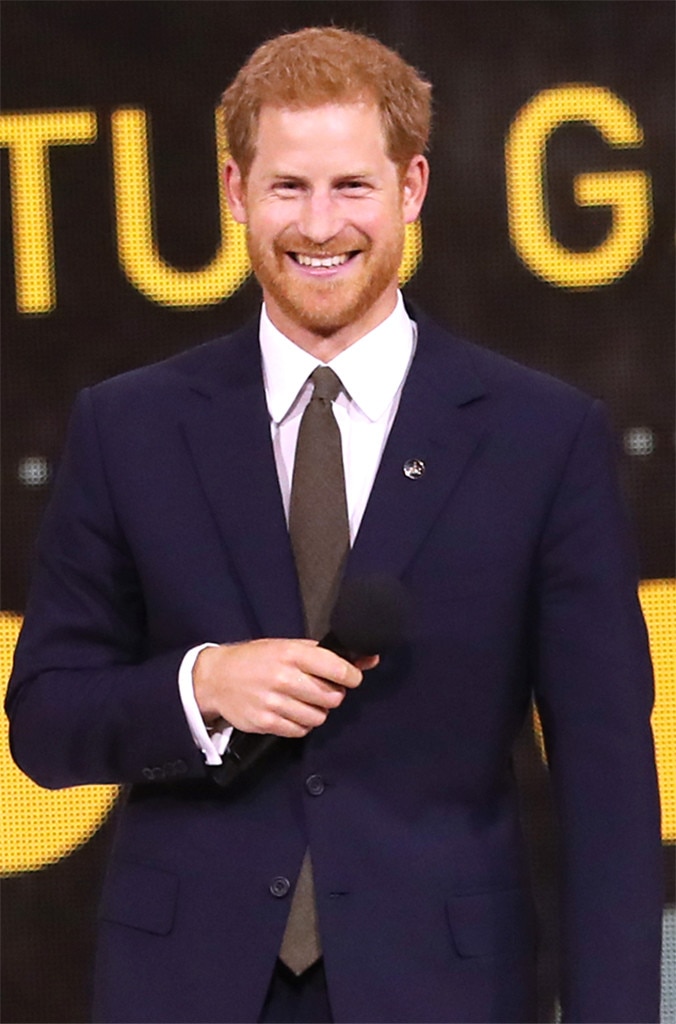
top-left (289, 252), bottom-right (359, 268)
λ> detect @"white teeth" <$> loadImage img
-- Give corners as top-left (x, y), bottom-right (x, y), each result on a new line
top-left (294, 253), bottom-right (350, 268)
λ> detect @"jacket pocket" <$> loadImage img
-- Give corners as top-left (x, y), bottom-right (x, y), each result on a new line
top-left (98, 860), bottom-right (179, 936)
top-left (446, 885), bottom-right (534, 958)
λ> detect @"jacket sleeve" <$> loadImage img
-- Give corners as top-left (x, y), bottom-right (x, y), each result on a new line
top-left (6, 388), bottom-right (207, 788)
top-left (533, 399), bottom-right (663, 1023)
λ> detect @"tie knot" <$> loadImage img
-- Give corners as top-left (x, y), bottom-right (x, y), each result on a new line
top-left (310, 366), bottom-right (343, 404)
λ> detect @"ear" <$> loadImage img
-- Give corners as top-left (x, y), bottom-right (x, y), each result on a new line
top-left (401, 155), bottom-right (429, 224)
top-left (223, 159), bottom-right (248, 223)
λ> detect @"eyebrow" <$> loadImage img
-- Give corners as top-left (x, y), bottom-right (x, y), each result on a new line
top-left (268, 170), bottom-right (375, 183)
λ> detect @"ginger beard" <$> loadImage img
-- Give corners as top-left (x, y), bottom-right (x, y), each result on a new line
top-left (245, 217), bottom-right (406, 338)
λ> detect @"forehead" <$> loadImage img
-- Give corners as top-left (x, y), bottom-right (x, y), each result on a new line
top-left (252, 101), bottom-right (391, 169)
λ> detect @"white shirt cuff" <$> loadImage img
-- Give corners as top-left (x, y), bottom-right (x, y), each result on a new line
top-left (178, 644), bottom-right (233, 766)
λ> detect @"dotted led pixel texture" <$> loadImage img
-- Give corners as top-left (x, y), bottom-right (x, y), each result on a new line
top-left (641, 580), bottom-right (676, 841)
top-left (0, 612), bottom-right (119, 876)
top-left (505, 84), bottom-right (651, 289)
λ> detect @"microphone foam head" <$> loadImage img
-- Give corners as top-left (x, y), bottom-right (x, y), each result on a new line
top-left (329, 575), bottom-right (407, 655)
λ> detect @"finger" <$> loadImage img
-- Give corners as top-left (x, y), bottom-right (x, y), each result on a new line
top-left (261, 716), bottom-right (313, 739)
top-left (245, 703), bottom-right (322, 737)
top-left (288, 675), bottom-right (346, 709)
top-left (295, 646), bottom-right (364, 689)
top-left (354, 654), bottom-right (380, 671)
top-left (275, 699), bottom-right (329, 731)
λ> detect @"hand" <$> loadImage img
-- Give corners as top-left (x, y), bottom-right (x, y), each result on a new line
top-left (193, 639), bottom-right (379, 738)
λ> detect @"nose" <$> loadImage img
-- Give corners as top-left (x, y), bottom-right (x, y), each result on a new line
top-left (297, 190), bottom-right (343, 246)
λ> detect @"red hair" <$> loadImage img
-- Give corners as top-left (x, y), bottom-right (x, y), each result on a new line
top-left (220, 27), bottom-right (432, 177)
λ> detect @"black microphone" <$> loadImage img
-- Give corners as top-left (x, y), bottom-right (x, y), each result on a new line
top-left (209, 575), bottom-right (406, 788)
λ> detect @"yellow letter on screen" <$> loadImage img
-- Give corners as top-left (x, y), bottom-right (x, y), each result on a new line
top-left (111, 107), bottom-right (251, 307)
top-left (0, 110), bottom-right (97, 313)
top-left (0, 612), bottom-right (119, 875)
top-left (505, 85), bottom-right (651, 289)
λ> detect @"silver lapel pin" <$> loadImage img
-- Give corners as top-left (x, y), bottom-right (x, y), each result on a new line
top-left (403, 458), bottom-right (426, 479)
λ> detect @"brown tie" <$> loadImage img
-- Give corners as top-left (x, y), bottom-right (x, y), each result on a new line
top-left (280, 367), bottom-right (349, 975)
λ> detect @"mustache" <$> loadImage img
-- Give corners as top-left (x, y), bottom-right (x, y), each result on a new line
top-left (273, 228), bottom-right (369, 256)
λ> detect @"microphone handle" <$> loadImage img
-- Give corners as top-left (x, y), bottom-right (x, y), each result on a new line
top-left (209, 731), bottom-right (279, 788)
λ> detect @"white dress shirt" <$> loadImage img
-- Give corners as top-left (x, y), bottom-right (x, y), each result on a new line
top-left (179, 293), bottom-right (416, 764)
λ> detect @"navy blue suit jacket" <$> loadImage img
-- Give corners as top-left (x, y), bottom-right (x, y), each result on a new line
top-left (7, 309), bottom-right (662, 1023)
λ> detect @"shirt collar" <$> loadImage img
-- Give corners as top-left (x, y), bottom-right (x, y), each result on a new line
top-left (259, 292), bottom-right (415, 424)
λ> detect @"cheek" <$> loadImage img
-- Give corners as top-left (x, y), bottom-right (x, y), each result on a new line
top-left (336, 211), bottom-right (390, 248)
top-left (360, 200), bottom-right (404, 236)
top-left (248, 206), bottom-right (293, 242)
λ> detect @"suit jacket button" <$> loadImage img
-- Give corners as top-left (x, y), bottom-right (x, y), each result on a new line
top-left (306, 773), bottom-right (325, 796)
top-left (270, 876), bottom-right (291, 898)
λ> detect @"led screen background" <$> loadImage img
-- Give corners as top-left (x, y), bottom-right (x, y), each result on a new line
top-left (1, 2), bottom-right (674, 1021)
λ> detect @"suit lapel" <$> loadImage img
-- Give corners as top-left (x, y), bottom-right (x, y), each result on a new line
top-left (180, 322), bottom-right (304, 640)
top-left (179, 311), bottom-right (486, 637)
top-left (348, 309), bottom-right (486, 582)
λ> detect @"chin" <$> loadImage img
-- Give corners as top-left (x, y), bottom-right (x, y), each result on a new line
top-left (281, 296), bottom-right (369, 338)
top-left (271, 270), bottom-right (398, 339)
top-left (279, 298), bottom-right (355, 338)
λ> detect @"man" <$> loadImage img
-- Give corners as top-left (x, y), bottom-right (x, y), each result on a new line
top-left (6, 26), bottom-right (662, 1024)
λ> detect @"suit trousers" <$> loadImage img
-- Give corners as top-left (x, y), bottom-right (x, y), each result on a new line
top-left (259, 959), bottom-right (333, 1023)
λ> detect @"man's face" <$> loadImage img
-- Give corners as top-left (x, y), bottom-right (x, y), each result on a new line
top-left (225, 102), bottom-right (428, 350)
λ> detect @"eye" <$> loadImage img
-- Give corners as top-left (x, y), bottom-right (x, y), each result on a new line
top-left (335, 179), bottom-right (373, 196)
top-left (273, 180), bottom-right (303, 196)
